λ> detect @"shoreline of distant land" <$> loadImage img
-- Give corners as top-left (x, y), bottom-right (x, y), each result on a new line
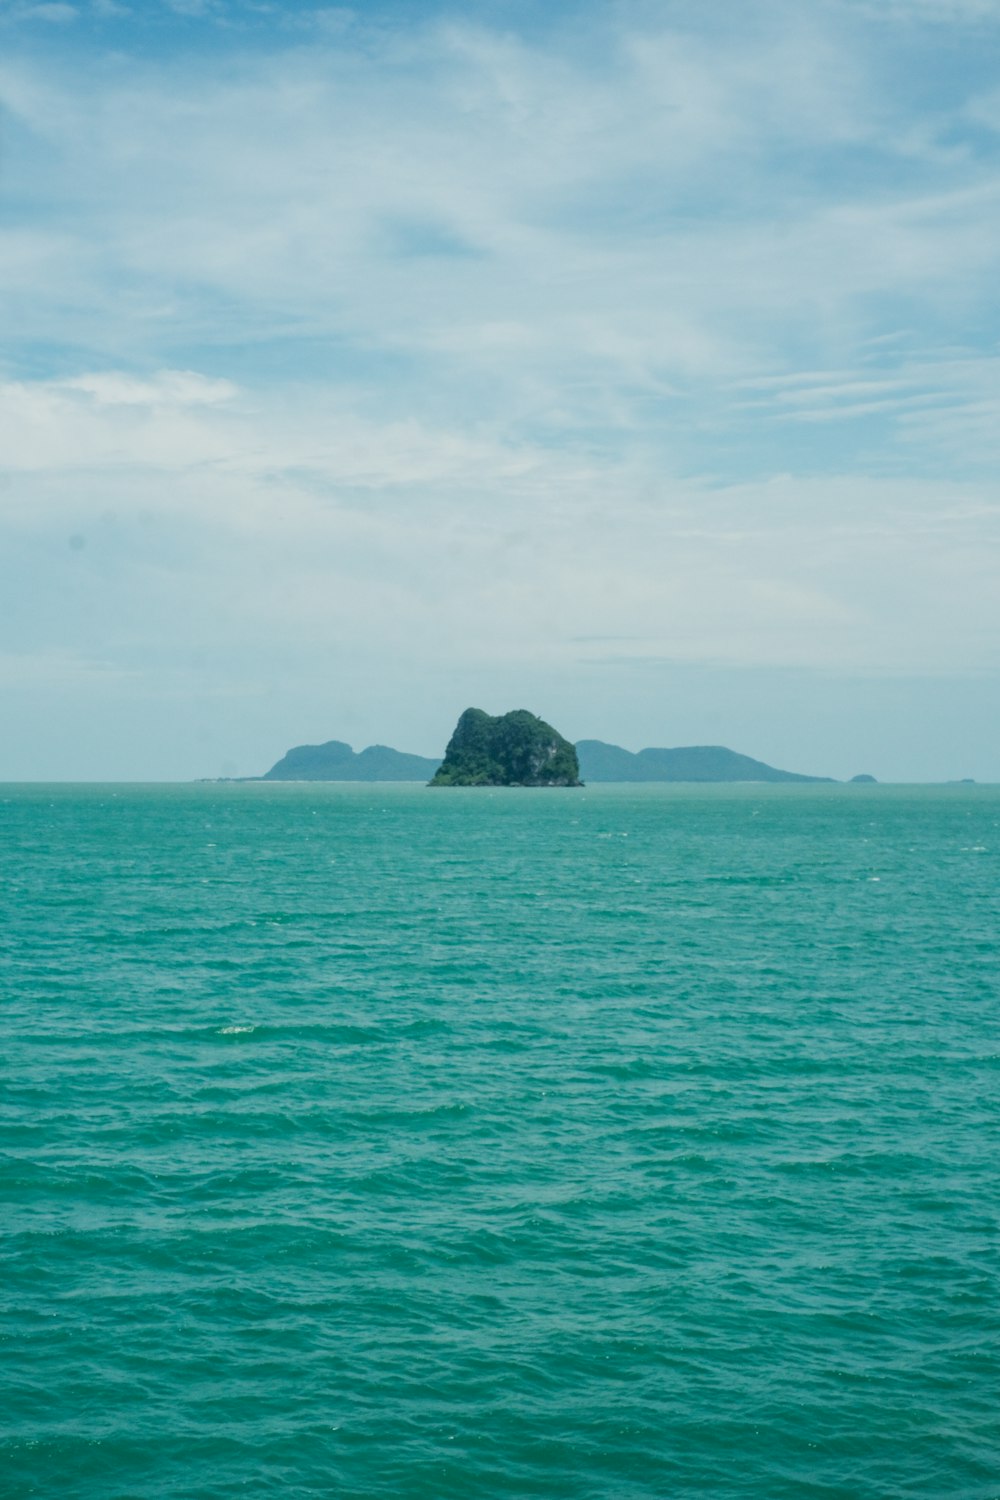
top-left (0, 775), bottom-right (988, 786)
top-left (248, 734), bottom-right (871, 785)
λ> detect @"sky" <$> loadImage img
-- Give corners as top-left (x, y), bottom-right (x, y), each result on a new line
top-left (2, 0), bottom-right (1000, 781)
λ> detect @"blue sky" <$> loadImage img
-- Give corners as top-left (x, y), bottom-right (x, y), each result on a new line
top-left (2, 0), bottom-right (1000, 779)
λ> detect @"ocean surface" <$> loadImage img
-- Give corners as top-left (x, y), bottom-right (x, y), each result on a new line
top-left (2, 782), bottom-right (999, 1499)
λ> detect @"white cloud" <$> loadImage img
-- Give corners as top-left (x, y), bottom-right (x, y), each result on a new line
top-left (1, 369), bottom-right (997, 687)
top-left (0, 371), bottom-right (561, 496)
top-left (61, 370), bottom-right (239, 406)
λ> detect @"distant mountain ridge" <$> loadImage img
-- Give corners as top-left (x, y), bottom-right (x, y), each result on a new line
top-left (260, 736), bottom-right (832, 783)
top-left (576, 740), bottom-right (833, 784)
top-left (262, 740), bottom-right (441, 782)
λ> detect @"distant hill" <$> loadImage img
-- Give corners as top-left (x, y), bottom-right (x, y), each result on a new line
top-left (262, 740), bottom-right (441, 782)
top-left (576, 740), bottom-right (833, 783)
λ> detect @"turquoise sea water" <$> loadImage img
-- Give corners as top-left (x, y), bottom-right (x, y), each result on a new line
top-left (2, 782), bottom-right (999, 1499)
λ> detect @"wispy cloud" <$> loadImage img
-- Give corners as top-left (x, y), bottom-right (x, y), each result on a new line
top-left (0, 2), bottom-right (78, 22)
top-left (841, 0), bottom-right (1000, 22)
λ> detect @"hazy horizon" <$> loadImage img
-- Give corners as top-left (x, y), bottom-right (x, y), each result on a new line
top-left (3, 0), bottom-right (1000, 783)
top-left (1, 702), bottom-right (994, 786)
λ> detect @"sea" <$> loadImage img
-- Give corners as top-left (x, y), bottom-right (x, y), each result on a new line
top-left (2, 782), bottom-right (999, 1499)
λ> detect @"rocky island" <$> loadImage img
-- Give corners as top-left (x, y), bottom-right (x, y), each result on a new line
top-left (430, 708), bottom-right (582, 787)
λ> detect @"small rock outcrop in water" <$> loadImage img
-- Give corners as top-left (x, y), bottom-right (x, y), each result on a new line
top-left (430, 708), bottom-right (582, 787)
top-left (850, 774), bottom-right (878, 784)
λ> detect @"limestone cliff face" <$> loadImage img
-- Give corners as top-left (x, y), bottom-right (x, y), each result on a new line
top-left (430, 708), bottom-right (582, 787)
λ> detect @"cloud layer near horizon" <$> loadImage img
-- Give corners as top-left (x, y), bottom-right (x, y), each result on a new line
top-left (2, 0), bottom-right (999, 777)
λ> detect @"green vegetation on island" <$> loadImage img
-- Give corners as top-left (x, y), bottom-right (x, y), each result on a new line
top-left (430, 708), bottom-right (582, 787)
